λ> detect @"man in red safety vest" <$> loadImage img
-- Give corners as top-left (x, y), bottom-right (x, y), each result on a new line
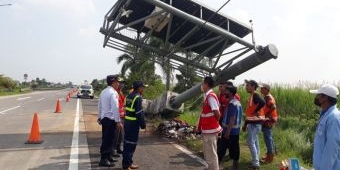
top-left (197, 76), bottom-right (222, 170)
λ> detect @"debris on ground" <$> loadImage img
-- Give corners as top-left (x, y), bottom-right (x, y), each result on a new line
top-left (156, 118), bottom-right (198, 140)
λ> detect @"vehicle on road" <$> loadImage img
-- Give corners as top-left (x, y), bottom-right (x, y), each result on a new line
top-left (77, 85), bottom-right (94, 99)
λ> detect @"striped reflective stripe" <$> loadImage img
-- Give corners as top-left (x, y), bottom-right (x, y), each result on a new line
top-left (124, 95), bottom-right (140, 112)
top-left (233, 125), bottom-right (240, 128)
top-left (246, 116), bottom-right (266, 121)
top-left (136, 110), bottom-right (143, 114)
top-left (202, 126), bottom-right (222, 134)
top-left (124, 140), bottom-right (137, 145)
top-left (200, 112), bottom-right (214, 117)
top-left (125, 116), bottom-right (137, 121)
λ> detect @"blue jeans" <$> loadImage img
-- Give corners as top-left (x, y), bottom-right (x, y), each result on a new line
top-left (246, 124), bottom-right (261, 166)
top-left (262, 127), bottom-right (275, 155)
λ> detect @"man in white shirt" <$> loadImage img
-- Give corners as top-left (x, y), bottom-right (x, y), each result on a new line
top-left (98, 75), bottom-right (124, 167)
top-left (197, 76), bottom-right (222, 170)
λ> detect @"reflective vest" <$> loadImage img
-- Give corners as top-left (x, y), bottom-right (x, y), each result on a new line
top-left (118, 91), bottom-right (125, 118)
top-left (218, 93), bottom-right (229, 118)
top-left (245, 93), bottom-right (265, 121)
top-left (124, 93), bottom-right (140, 121)
top-left (264, 94), bottom-right (278, 120)
top-left (198, 91), bottom-right (222, 134)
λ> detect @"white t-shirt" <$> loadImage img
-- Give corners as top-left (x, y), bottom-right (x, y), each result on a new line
top-left (205, 89), bottom-right (219, 111)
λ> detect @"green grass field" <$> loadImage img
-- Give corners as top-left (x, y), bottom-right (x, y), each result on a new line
top-left (0, 88), bottom-right (26, 96)
top-left (177, 85), bottom-right (332, 170)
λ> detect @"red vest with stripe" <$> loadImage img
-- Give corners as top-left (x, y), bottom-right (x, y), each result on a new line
top-left (118, 91), bottom-right (125, 118)
top-left (198, 91), bottom-right (222, 134)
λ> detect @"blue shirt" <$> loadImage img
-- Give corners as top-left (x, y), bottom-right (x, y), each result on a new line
top-left (313, 105), bottom-right (340, 170)
top-left (222, 97), bottom-right (243, 135)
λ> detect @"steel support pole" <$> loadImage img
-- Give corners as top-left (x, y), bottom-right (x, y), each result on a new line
top-left (142, 0), bottom-right (255, 49)
top-left (170, 44), bottom-right (278, 108)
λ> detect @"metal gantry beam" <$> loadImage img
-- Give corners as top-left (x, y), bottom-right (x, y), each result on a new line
top-left (141, 0), bottom-right (255, 49)
top-left (170, 44), bottom-right (278, 108)
top-left (100, 28), bottom-right (214, 72)
top-left (113, 10), bottom-right (166, 33)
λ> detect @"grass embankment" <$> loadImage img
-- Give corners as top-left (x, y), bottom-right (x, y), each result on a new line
top-left (178, 85), bottom-right (329, 170)
top-left (0, 88), bottom-right (31, 96)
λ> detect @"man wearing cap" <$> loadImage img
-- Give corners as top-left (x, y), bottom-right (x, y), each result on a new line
top-left (310, 84), bottom-right (340, 170)
top-left (122, 81), bottom-right (147, 170)
top-left (244, 80), bottom-right (265, 170)
top-left (98, 75), bottom-right (124, 167)
top-left (259, 83), bottom-right (278, 164)
top-left (224, 81), bottom-right (241, 101)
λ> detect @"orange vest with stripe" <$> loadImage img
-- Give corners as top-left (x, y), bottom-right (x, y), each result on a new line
top-left (198, 91), bottom-right (222, 134)
top-left (245, 93), bottom-right (265, 120)
top-left (264, 94), bottom-right (278, 120)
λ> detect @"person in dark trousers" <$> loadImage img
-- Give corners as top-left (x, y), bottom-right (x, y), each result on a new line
top-left (122, 81), bottom-right (146, 170)
top-left (97, 75), bottom-right (124, 167)
top-left (217, 86), bottom-right (242, 170)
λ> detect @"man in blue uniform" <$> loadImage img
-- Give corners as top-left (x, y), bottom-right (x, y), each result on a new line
top-left (122, 81), bottom-right (146, 170)
top-left (217, 86), bottom-right (242, 170)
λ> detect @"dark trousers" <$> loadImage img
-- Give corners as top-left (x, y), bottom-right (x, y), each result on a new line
top-left (100, 118), bottom-right (116, 159)
top-left (217, 134), bottom-right (240, 163)
top-left (122, 120), bottom-right (140, 169)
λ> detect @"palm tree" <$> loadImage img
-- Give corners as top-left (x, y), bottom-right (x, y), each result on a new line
top-left (116, 37), bottom-right (165, 85)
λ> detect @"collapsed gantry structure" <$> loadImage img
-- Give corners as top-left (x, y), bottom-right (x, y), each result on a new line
top-left (100, 0), bottom-right (278, 114)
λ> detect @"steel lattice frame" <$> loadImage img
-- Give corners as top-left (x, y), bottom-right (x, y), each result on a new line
top-left (100, 0), bottom-right (259, 78)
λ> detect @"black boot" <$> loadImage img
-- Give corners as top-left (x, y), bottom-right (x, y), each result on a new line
top-left (108, 153), bottom-right (119, 162)
top-left (117, 144), bottom-right (123, 154)
top-left (99, 154), bottom-right (114, 167)
top-left (111, 150), bottom-right (120, 158)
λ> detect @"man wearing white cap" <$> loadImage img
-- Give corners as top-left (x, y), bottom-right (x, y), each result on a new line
top-left (310, 84), bottom-right (340, 170)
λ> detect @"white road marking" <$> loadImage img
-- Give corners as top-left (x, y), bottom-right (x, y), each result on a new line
top-left (17, 97), bottom-right (31, 101)
top-left (68, 98), bottom-right (80, 170)
top-left (0, 106), bottom-right (21, 115)
top-left (172, 143), bottom-right (208, 168)
top-left (37, 98), bottom-right (45, 101)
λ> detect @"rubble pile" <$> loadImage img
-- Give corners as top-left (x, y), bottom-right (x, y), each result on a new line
top-left (156, 118), bottom-right (197, 140)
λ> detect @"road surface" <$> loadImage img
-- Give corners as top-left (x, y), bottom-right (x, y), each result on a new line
top-left (0, 89), bottom-right (207, 170)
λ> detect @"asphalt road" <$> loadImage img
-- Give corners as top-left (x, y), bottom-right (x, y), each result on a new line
top-left (0, 90), bottom-right (207, 170)
top-left (0, 89), bottom-right (90, 170)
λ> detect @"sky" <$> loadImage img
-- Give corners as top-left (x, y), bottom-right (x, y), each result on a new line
top-left (1, 0), bottom-right (340, 86)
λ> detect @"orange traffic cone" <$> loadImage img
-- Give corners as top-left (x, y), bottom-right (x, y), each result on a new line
top-left (66, 95), bottom-right (70, 102)
top-left (25, 113), bottom-right (43, 144)
top-left (55, 99), bottom-right (62, 113)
